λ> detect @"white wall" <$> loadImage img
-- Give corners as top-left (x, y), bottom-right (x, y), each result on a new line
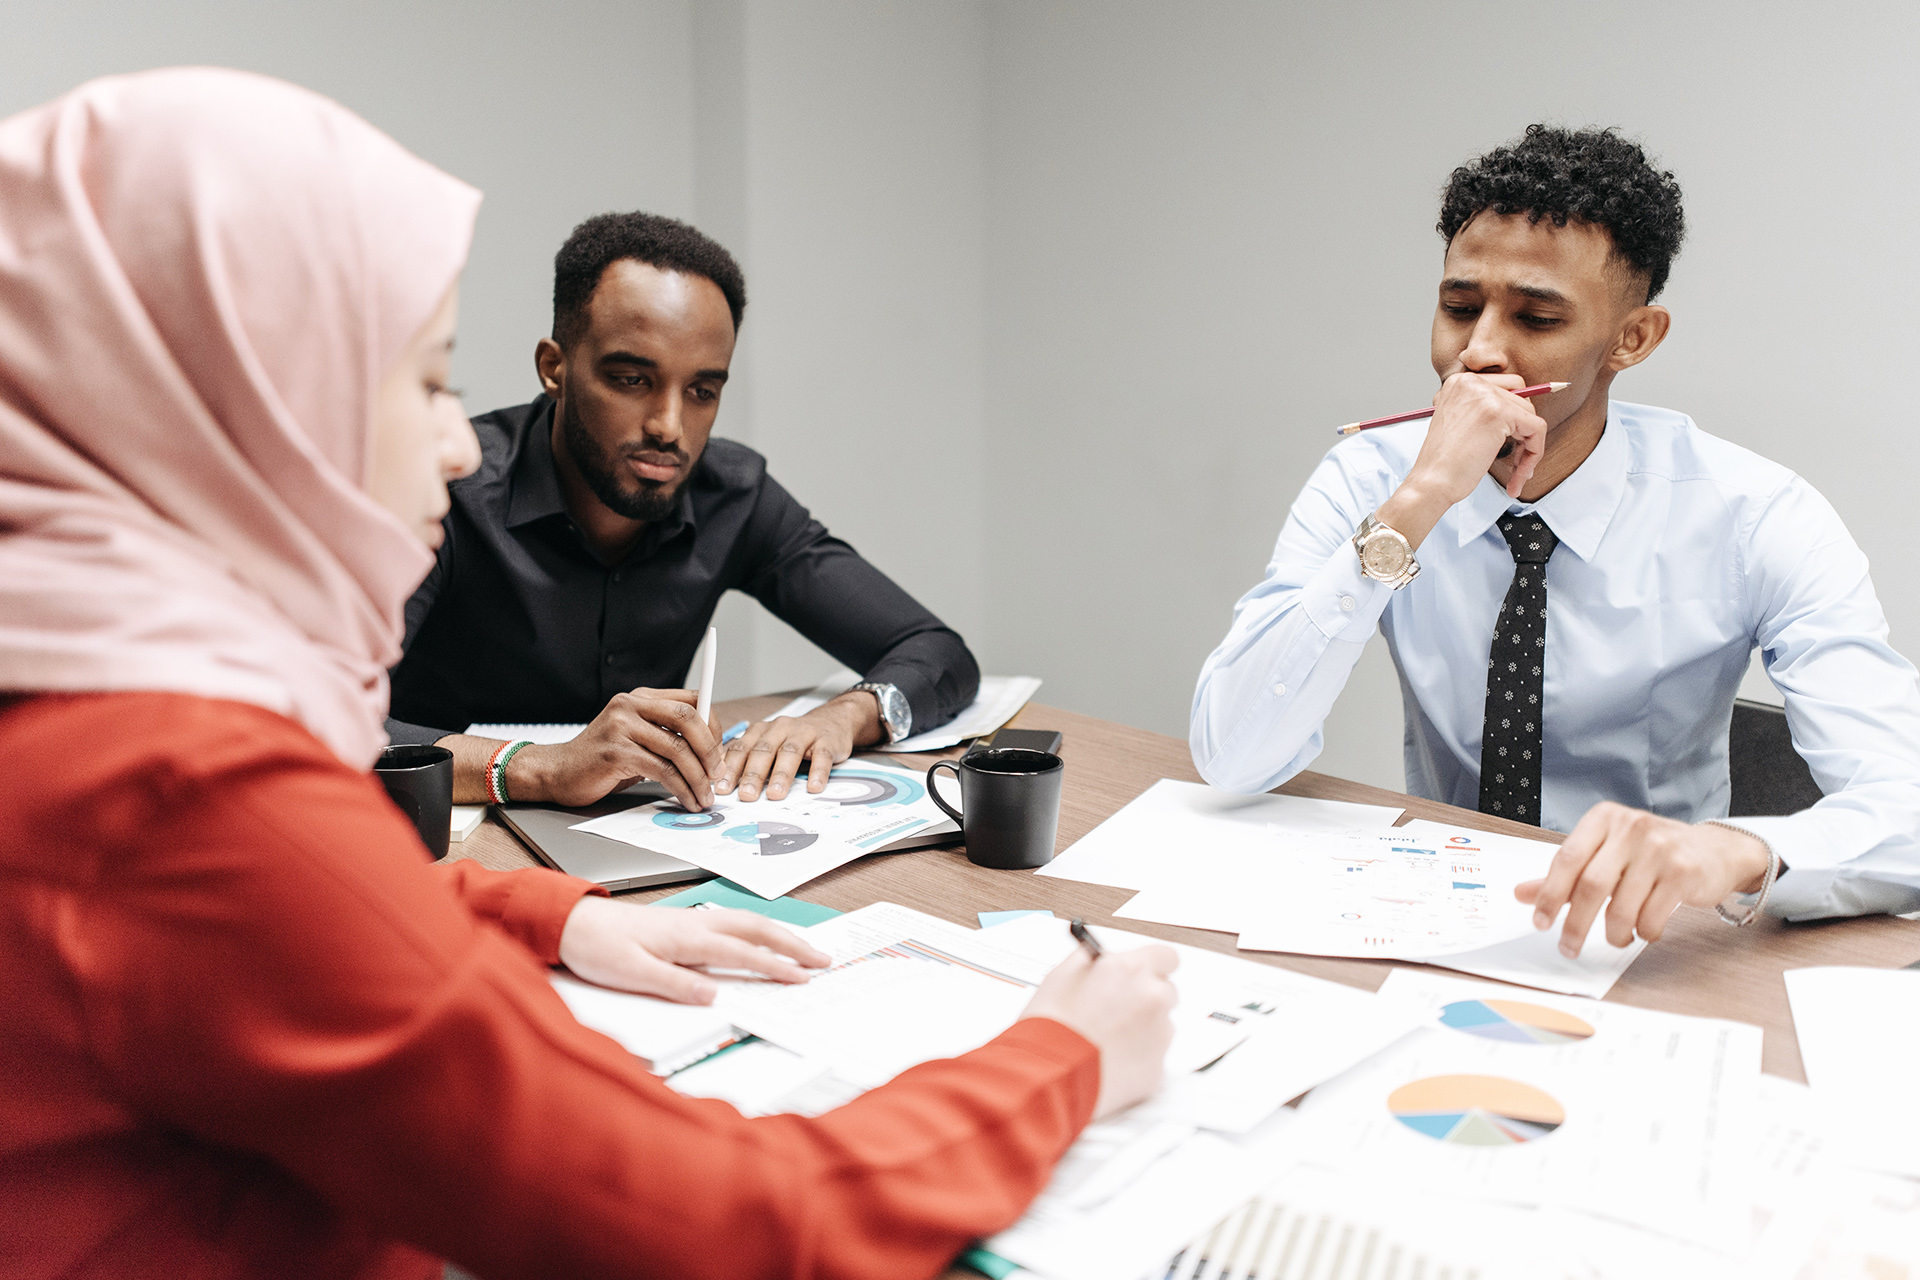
top-left (10, 2), bottom-right (1918, 786)
top-left (691, 0), bottom-right (990, 703)
top-left (978, 0), bottom-right (1920, 786)
top-left (1, 0), bottom-right (696, 418)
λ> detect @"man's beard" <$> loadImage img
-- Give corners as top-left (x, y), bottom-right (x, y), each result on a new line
top-left (557, 393), bottom-right (682, 522)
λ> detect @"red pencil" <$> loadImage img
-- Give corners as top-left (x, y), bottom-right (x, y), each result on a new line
top-left (1335, 382), bottom-right (1570, 436)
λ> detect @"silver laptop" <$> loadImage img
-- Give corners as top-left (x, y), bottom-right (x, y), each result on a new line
top-left (496, 780), bottom-right (961, 893)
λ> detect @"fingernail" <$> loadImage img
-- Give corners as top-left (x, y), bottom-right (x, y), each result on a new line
top-left (1533, 910), bottom-right (1550, 929)
top-left (1558, 941), bottom-right (1578, 959)
top-left (692, 981), bottom-right (717, 1003)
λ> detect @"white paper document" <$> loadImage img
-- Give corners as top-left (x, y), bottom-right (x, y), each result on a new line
top-left (570, 758), bottom-right (945, 899)
top-left (664, 1040), bottom-right (839, 1116)
top-left (549, 973), bottom-right (738, 1075)
top-left (982, 1101), bottom-right (1301, 1280)
top-left (1139, 1072), bottom-right (1919, 1280)
top-left (1284, 969), bottom-right (1762, 1251)
top-left (710, 902), bottom-right (1048, 1087)
top-left (1156, 1166), bottom-right (1546, 1280)
top-left (980, 913), bottom-right (1426, 1133)
top-left (1385, 820), bottom-right (1647, 998)
top-left (704, 904), bottom-right (1419, 1135)
top-left (1038, 778), bottom-right (1405, 895)
top-left (767, 668), bottom-right (1043, 753)
top-left (1784, 965), bottom-right (1920, 1179)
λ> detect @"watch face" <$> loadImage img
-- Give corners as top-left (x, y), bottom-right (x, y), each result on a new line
top-left (881, 687), bottom-right (909, 733)
top-left (1362, 536), bottom-right (1410, 578)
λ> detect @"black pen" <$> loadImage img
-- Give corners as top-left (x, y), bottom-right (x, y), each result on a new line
top-left (1069, 917), bottom-right (1103, 961)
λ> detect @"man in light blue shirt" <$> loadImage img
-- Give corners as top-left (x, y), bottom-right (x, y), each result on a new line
top-left (1191, 125), bottom-right (1920, 952)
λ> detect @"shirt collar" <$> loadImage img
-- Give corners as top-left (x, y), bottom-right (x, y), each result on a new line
top-left (504, 395), bottom-right (701, 551)
top-left (1450, 405), bottom-right (1628, 562)
top-left (506, 397), bottom-right (567, 529)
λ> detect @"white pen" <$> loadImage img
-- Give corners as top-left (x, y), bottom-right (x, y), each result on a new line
top-left (695, 625), bottom-right (717, 723)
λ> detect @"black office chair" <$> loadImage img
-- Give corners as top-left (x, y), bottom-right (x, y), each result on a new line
top-left (1727, 697), bottom-right (1824, 817)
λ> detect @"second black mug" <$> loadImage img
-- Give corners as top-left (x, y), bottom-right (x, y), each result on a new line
top-left (926, 747), bottom-right (1064, 870)
top-left (374, 743), bottom-right (454, 861)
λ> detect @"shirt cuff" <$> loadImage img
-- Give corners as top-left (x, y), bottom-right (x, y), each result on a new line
top-left (1707, 815), bottom-right (1920, 920)
top-left (439, 861), bottom-right (609, 964)
top-left (1300, 545), bottom-right (1393, 642)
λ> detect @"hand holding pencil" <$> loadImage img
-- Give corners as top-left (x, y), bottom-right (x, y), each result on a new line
top-left (1336, 380), bottom-right (1569, 435)
top-left (1364, 372), bottom-right (1564, 553)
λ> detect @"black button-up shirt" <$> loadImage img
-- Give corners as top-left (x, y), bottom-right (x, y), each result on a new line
top-left (386, 396), bottom-right (979, 743)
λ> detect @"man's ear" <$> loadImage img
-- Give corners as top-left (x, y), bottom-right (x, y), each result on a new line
top-left (534, 337), bottom-right (566, 398)
top-left (1607, 304), bottom-right (1671, 373)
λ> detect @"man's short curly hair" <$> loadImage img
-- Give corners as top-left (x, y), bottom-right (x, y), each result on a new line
top-left (552, 211), bottom-right (747, 348)
top-left (1438, 125), bottom-right (1685, 302)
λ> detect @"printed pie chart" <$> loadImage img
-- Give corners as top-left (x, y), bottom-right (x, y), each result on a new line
top-left (1438, 999), bottom-right (1595, 1046)
top-left (1388, 1074), bottom-right (1564, 1146)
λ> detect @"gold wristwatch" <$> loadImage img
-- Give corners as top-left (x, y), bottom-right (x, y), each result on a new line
top-left (1353, 513), bottom-right (1421, 589)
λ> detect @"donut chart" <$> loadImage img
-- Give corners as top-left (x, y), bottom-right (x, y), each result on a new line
top-left (752, 822), bottom-right (819, 856)
top-left (1388, 1074), bottom-right (1564, 1146)
top-left (652, 809), bottom-right (729, 831)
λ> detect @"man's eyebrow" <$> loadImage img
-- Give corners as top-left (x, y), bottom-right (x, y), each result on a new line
top-left (696, 368), bottom-right (730, 384)
top-left (1511, 283), bottom-right (1572, 305)
top-left (1440, 277), bottom-right (1481, 292)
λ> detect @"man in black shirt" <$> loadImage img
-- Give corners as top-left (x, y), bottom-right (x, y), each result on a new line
top-left (388, 213), bottom-right (979, 810)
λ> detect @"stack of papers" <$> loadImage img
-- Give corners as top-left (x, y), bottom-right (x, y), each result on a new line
top-left (1136, 1070), bottom-right (1920, 1280)
top-left (1288, 970), bottom-right (1762, 1250)
top-left (767, 668), bottom-right (1042, 753)
top-left (571, 758), bottom-right (947, 899)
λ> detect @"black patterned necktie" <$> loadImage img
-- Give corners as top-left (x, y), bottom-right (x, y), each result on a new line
top-left (1478, 514), bottom-right (1560, 824)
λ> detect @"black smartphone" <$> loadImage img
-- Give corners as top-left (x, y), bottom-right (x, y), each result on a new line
top-left (967, 727), bottom-right (1063, 756)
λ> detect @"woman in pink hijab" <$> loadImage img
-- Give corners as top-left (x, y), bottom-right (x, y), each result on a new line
top-left (0, 68), bottom-right (1175, 1280)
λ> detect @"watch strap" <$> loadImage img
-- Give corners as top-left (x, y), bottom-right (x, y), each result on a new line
top-left (849, 681), bottom-right (911, 744)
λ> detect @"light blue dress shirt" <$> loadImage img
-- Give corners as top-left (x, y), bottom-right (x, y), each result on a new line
top-left (1190, 401), bottom-right (1920, 921)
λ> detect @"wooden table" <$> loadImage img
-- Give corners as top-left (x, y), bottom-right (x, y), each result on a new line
top-left (451, 693), bottom-right (1920, 1083)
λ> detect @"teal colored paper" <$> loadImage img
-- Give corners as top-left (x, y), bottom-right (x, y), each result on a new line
top-left (653, 877), bottom-right (842, 926)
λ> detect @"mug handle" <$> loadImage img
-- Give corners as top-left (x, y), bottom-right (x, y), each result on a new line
top-left (926, 759), bottom-right (965, 825)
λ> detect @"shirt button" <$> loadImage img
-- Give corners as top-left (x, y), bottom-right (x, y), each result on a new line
top-left (604, 654), bottom-right (616, 666)
top-left (1339, 595), bottom-right (1356, 612)
top-left (612, 570), bottom-right (623, 583)
top-left (1272, 682), bottom-right (1287, 697)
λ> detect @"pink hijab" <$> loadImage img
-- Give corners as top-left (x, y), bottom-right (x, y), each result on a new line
top-left (0, 68), bottom-right (480, 767)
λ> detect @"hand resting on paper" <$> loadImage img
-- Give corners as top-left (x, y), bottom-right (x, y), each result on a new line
top-left (558, 898), bottom-right (831, 1004)
top-left (714, 690), bottom-right (884, 802)
top-left (1515, 803), bottom-right (1775, 957)
top-left (1020, 945), bottom-right (1179, 1120)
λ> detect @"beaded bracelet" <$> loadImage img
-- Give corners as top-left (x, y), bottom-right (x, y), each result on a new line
top-left (485, 739), bottom-right (533, 805)
top-left (1704, 820), bottom-right (1779, 927)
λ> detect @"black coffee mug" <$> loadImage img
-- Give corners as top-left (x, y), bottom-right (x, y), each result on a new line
top-left (375, 744), bottom-right (454, 861)
top-left (927, 747), bottom-right (1064, 870)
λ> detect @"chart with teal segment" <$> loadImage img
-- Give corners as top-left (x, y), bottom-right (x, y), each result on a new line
top-left (1388, 1074), bottom-right (1565, 1146)
top-left (1438, 998), bottom-right (1595, 1046)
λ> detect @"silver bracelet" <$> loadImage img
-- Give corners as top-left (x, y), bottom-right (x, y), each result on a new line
top-left (1704, 820), bottom-right (1779, 927)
